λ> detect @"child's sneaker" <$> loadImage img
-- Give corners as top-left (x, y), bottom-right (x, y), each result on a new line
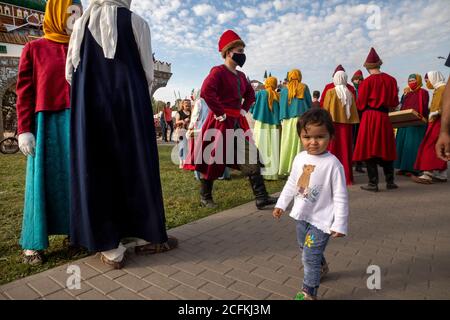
top-left (294, 291), bottom-right (317, 301)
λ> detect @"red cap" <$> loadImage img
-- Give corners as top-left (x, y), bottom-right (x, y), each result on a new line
top-left (352, 69), bottom-right (364, 81)
top-left (218, 30), bottom-right (245, 54)
top-left (364, 47), bottom-right (383, 69)
top-left (333, 64), bottom-right (345, 76)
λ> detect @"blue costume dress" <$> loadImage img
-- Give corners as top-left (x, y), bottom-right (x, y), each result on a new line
top-left (250, 90), bottom-right (281, 180)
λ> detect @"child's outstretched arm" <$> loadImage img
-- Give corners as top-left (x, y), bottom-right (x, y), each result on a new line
top-left (330, 164), bottom-right (349, 237)
top-left (273, 157), bottom-right (301, 220)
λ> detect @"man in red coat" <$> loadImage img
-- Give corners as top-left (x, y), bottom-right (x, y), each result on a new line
top-left (353, 48), bottom-right (399, 192)
top-left (320, 65), bottom-right (356, 108)
top-left (195, 30), bottom-right (277, 209)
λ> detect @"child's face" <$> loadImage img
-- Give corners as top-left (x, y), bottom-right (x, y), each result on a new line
top-left (300, 124), bottom-right (331, 155)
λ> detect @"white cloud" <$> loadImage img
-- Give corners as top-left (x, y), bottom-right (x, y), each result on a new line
top-left (192, 4), bottom-right (216, 17)
top-left (217, 12), bottom-right (237, 24)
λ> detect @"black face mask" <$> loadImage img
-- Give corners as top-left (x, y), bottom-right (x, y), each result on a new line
top-left (232, 52), bottom-right (246, 68)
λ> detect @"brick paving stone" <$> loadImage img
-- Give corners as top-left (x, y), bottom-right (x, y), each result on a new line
top-left (171, 271), bottom-right (208, 290)
top-left (65, 281), bottom-right (94, 297)
top-left (77, 289), bottom-right (111, 300)
top-left (228, 282), bottom-right (271, 300)
top-left (143, 273), bottom-right (180, 291)
top-left (172, 261), bottom-right (207, 276)
top-left (169, 284), bottom-right (211, 300)
top-left (199, 282), bottom-right (240, 300)
top-left (114, 274), bottom-right (151, 293)
top-left (122, 263), bottom-right (154, 279)
top-left (251, 267), bottom-right (290, 284)
top-left (258, 279), bottom-right (298, 299)
top-left (44, 290), bottom-right (76, 300)
top-left (86, 275), bottom-right (121, 295)
top-left (222, 258), bottom-right (258, 273)
top-left (148, 264), bottom-right (179, 277)
top-left (197, 260), bottom-right (234, 275)
top-left (139, 286), bottom-right (179, 300)
top-left (197, 270), bottom-right (235, 288)
top-left (225, 269), bottom-right (265, 286)
top-left (108, 288), bottom-right (144, 300)
top-left (4, 285), bottom-right (40, 300)
top-left (103, 269), bottom-right (128, 280)
top-left (28, 277), bottom-right (63, 297)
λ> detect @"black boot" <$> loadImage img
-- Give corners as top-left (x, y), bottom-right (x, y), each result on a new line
top-left (200, 179), bottom-right (217, 208)
top-left (383, 161), bottom-right (398, 190)
top-left (249, 174), bottom-right (278, 210)
top-left (361, 160), bottom-right (379, 192)
top-left (355, 162), bottom-right (365, 173)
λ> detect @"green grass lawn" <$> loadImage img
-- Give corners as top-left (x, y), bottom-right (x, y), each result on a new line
top-left (0, 145), bottom-right (285, 285)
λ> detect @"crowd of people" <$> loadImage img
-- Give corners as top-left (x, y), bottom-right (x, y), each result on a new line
top-left (12, 0), bottom-right (449, 301)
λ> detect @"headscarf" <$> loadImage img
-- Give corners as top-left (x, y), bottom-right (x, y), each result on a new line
top-left (264, 76), bottom-right (279, 112)
top-left (66, 0), bottom-right (132, 81)
top-left (403, 74), bottom-right (423, 94)
top-left (43, 0), bottom-right (77, 44)
top-left (333, 71), bottom-right (353, 119)
top-left (427, 71), bottom-right (447, 114)
top-left (287, 69), bottom-right (306, 104)
top-left (427, 71), bottom-right (446, 90)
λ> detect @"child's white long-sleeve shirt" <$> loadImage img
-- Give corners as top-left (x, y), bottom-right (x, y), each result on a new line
top-left (275, 151), bottom-right (349, 235)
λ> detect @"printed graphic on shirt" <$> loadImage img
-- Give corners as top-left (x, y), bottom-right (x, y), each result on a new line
top-left (304, 234), bottom-right (315, 248)
top-left (297, 164), bottom-right (322, 203)
top-left (297, 164), bottom-right (315, 193)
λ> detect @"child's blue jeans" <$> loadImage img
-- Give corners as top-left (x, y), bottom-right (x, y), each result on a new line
top-left (296, 220), bottom-right (330, 297)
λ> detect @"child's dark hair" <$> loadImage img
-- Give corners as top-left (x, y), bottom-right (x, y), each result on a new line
top-left (297, 108), bottom-right (335, 137)
top-left (313, 90), bottom-right (320, 99)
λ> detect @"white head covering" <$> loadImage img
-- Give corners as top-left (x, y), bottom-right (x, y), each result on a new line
top-left (333, 71), bottom-right (353, 119)
top-left (66, 0), bottom-right (132, 83)
top-left (427, 71), bottom-right (446, 89)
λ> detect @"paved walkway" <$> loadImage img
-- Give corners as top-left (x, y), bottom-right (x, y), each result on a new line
top-left (1, 171), bottom-right (449, 300)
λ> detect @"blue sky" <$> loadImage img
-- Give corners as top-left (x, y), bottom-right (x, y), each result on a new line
top-left (81, 0), bottom-right (450, 104)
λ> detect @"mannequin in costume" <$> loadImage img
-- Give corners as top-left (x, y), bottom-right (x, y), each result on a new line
top-left (278, 69), bottom-right (312, 175)
top-left (322, 70), bottom-right (359, 185)
top-left (394, 74), bottom-right (429, 176)
top-left (353, 48), bottom-right (400, 192)
top-left (250, 76), bottom-right (281, 181)
top-left (195, 30), bottom-right (277, 209)
top-left (66, 0), bottom-right (177, 269)
top-left (412, 71), bottom-right (448, 184)
top-left (16, 0), bottom-right (82, 265)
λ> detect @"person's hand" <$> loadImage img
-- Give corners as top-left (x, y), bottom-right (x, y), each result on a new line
top-left (214, 114), bottom-right (227, 122)
top-left (436, 131), bottom-right (450, 161)
top-left (240, 109), bottom-right (247, 117)
top-left (273, 208), bottom-right (284, 220)
top-left (18, 132), bottom-right (36, 157)
top-left (330, 231), bottom-right (345, 238)
top-left (186, 129), bottom-right (194, 139)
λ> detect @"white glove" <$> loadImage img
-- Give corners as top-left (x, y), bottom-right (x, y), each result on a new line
top-left (214, 114), bottom-right (227, 122)
top-left (18, 132), bottom-right (36, 157)
top-left (240, 109), bottom-right (247, 117)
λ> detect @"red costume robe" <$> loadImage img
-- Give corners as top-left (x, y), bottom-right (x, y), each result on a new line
top-left (195, 65), bottom-right (255, 180)
top-left (352, 73), bottom-right (399, 162)
top-left (16, 38), bottom-right (70, 134)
